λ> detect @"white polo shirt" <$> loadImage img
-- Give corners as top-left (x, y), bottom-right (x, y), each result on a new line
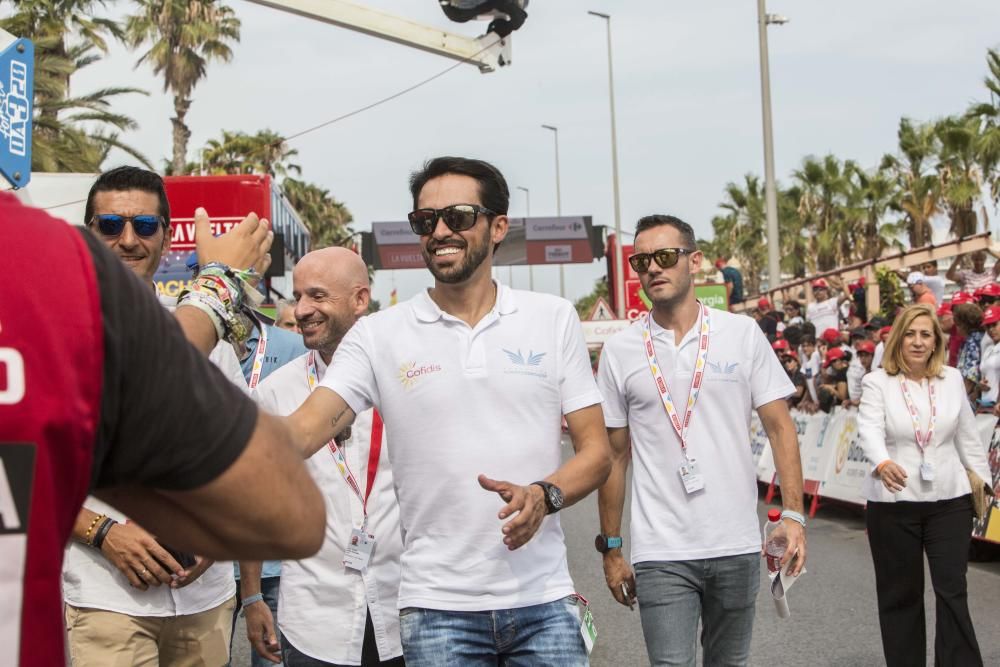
top-left (254, 352), bottom-right (402, 664)
top-left (62, 300), bottom-right (241, 617)
top-left (597, 307), bottom-right (794, 562)
top-left (320, 284), bottom-right (601, 611)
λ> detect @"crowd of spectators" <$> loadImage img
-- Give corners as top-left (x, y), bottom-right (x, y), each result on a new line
top-left (732, 250), bottom-right (1000, 417)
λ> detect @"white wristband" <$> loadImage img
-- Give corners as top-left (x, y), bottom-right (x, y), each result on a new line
top-left (780, 509), bottom-right (806, 527)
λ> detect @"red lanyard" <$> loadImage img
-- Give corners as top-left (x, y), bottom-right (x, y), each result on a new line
top-left (898, 376), bottom-right (936, 456)
top-left (641, 302), bottom-right (711, 455)
top-left (306, 351), bottom-right (383, 524)
top-left (247, 324), bottom-right (268, 390)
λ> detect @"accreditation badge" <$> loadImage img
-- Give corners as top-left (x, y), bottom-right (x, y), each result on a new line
top-left (343, 528), bottom-right (376, 571)
top-left (679, 458), bottom-right (705, 494)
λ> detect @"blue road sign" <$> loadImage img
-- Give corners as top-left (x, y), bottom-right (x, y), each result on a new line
top-left (0, 36), bottom-right (33, 189)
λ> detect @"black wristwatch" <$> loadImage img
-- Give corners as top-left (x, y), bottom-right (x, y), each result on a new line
top-left (594, 534), bottom-right (623, 554)
top-left (531, 481), bottom-right (565, 514)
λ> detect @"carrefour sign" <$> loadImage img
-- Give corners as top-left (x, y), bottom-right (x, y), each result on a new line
top-left (0, 32), bottom-right (32, 189)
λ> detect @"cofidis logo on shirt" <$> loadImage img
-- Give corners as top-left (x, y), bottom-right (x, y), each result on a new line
top-left (502, 349), bottom-right (547, 378)
top-left (398, 362), bottom-right (442, 389)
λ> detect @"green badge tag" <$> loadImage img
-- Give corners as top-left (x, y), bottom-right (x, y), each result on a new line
top-left (580, 607), bottom-right (597, 654)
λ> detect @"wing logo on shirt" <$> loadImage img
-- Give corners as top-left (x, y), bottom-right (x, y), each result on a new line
top-left (501, 349), bottom-right (548, 378)
top-left (707, 360), bottom-right (739, 374)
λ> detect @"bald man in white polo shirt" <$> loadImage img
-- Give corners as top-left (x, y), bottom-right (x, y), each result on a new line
top-left (285, 156), bottom-right (611, 666)
top-left (596, 215), bottom-right (808, 666)
top-left (240, 247), bottom-right (403, 667)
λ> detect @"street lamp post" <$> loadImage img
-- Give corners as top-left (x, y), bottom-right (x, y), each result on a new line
top-left (588, 10), bottom-right (625, 318)
top-left (517, 185), bottom-right (533, 291)
top-left (756, 0), bottom-right (788, 294)
top-left (541, 124), bottom-right (565, 298)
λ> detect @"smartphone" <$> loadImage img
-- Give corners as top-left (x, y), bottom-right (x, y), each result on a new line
top-left (157, 541), bottom-right (197, 570)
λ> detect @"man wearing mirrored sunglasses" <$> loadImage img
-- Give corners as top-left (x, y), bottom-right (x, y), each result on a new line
top-left (283, 156), bottom-right (611, 666)
top-left (65, 166), bottom-right (249, 666)
top-left (84, 166), bottom-right (173, 284)
top-left (596, 215), bottom-right (807, 666)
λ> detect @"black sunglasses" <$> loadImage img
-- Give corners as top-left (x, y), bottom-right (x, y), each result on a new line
top-left (628, 247), bottom-right (695, 273)
top-left (89, 214), bottom-right (165, 238)
top-left (407, 204), bottom-right (496, 236)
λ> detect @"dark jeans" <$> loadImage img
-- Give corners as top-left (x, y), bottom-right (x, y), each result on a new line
top-left (231, 576), bottom-right (282, 667)
top-left (398, 597), bottom-right (587, 666)
top-left (281, 609), bottom-right (405, 667)
top-left (866, 495), bottom-right (984, 667)
top-left (634, 553), bottom-right (760, 667)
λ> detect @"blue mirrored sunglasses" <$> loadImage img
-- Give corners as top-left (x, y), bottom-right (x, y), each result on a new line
top-left (90, 214), bottom-right (165, 238)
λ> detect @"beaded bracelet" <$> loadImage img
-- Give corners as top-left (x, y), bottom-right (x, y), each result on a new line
top-left (83, 513), bottom-right (105, 545)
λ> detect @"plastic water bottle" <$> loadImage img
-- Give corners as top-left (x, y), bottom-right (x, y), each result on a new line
top-left (763, 509), bottom-right (788, 574)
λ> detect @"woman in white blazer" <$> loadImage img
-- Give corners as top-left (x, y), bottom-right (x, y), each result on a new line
top-left (857, 303), bottom-right (991, 667)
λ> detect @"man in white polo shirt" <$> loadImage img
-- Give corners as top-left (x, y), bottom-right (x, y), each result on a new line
top-left (240, 247), bottom-right (404, 667)
top-left (595, 215), bottom-right (808, 666)
top-left (285, 156), bottom-right (611, 665)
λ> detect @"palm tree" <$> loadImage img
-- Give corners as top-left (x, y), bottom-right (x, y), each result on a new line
top-left (793, 154), bottom-right (851, 271)
top-left (125, 0), bottom-right (241, 174)
top-left (711, 175), bottom-right (768, 294)
top-left (1, 2), bottom-right (150, 171)
top-left (881, 118), bottom-right (940, 249)
top-left (934, 115), bottom-right (986, 237)
top-left (282, 178), bottom-right (354, 249)
top-left (965, 48), bottom-right (1000, 214)
top-left (846, 162), bottom-right (905, 260)
top-left (199, 129), bottom-right (301, 177)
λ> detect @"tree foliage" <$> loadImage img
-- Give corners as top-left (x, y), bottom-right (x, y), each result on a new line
top-left (1, 0), bottom-right (150, 172)
top-left (705, 48), bottom-right (1000, 293)
top-left (125, 0), bottom-right (240, 174)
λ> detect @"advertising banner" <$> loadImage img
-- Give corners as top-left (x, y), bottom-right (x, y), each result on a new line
top-left (816, 409), bottom-right (869, 504)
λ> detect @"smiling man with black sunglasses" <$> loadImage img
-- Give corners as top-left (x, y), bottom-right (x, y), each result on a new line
top-left (284, 156), bottom-right (612, 666)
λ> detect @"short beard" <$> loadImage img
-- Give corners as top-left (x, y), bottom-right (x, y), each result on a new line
top-left (422, 231), bottom-right (491, 285)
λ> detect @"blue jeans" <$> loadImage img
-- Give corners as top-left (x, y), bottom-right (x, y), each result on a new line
top-left (398, 596), bottom-right (588, 666)
top-left (634, 553), bottom-right (760, 667)
top-left (231, 576), bottom-right (282, 667)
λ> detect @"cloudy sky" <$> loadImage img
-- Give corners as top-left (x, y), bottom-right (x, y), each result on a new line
top-left (65, 0), bottom-right (1000, 304)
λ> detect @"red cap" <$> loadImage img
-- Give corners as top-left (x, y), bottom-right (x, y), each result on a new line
top-left (714, 258), bottom-right (725, 269)
top-left (758, 297), bottom-right (771, 310)
top-left (858, 277), bottom-right (867, 288)
top-left (856, 340), bottom-right (876, 355)
top-left (821, 327), bottom-right (840, 343)
top-left (772, 339), bottom-right (790, 352)
top-left (823, 347), bottom-right (846, 368)
top-left (977, 283), bottom-right (1000, 298)
top-left (878, 325), bottom-right (892, 341)
top-left (782, 350), bottom-right (799, 362)
top-left (937, 302), bottom-right (953, 316)
top-left (767, 508), bottom-right (781, 523)
top-left (812, 279), bottom-right (829, 289)
top-left (983, 305), bottom-right (1000, 326)
top-left (951, 291), bottom-right (978, 306)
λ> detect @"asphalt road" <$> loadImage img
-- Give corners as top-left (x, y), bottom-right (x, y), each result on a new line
top-left (232, 439), bottom-right (1000, 666)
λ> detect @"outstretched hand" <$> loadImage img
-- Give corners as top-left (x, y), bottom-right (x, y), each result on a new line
top-left (478, 474), bottom-right (547, 551)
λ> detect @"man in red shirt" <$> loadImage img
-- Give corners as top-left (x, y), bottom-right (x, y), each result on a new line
top-left (0, 193), bottom-right (325, 667)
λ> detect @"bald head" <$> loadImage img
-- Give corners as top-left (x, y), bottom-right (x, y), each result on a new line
top-left (295, 246), bottom-right (369, 291)
top-left (293, 247), bottom-right (371, 359)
